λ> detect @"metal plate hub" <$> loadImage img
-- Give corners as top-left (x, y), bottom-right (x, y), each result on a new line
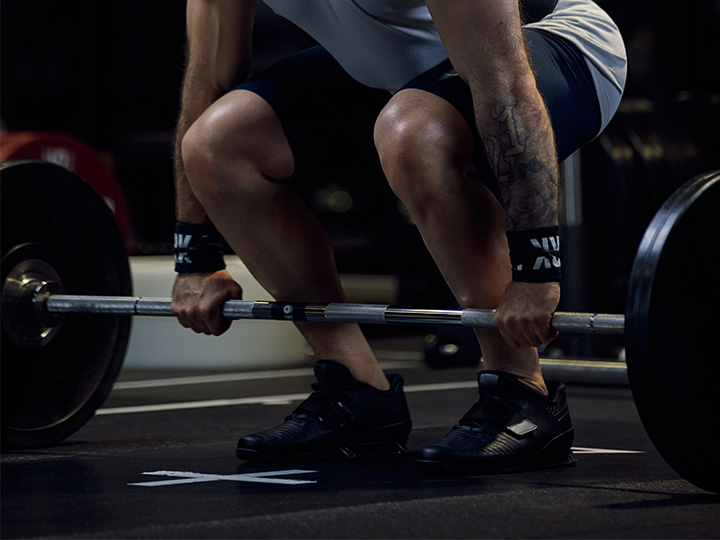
top-left (2, 247), bottom-right (65, 348)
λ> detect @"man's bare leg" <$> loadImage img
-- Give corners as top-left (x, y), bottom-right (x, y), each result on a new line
top-left (182, 89), bottom-right (388, 390)
top-left (375, 89), bottom-right (546, 395)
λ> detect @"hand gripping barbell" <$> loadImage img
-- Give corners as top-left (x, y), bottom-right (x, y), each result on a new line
top-left (1, 160), bottom-right (719, 493)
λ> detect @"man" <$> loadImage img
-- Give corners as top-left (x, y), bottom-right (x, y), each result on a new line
top-left (171, 0), bottom-right (626, 472)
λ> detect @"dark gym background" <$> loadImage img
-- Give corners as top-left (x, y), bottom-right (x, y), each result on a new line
top-left (2, 0), bottom-right (719, 358)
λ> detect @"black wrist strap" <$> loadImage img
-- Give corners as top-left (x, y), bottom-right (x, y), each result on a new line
top-left (506, 227), bottom-right (562, 283)
top-left (174, 221), bottom-right (226, 274)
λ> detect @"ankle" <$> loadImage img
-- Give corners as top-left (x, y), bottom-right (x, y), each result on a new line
top-left (303, 324), bottom-right (390, 390)
top-left (516, 375), bottom-right (548, 396)
top-left (480, 360), bottom-right (548, 396)
top-left (347, 365), bottom-right (391, 391)
top-left (477, 339), bottom-right (547, 396)
top-left (315, 358), bottom-right (390, 391)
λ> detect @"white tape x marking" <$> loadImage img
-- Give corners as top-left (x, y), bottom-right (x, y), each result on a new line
top-left (571, 446), bottom-right (644, 454)
top-left (129, 469), bottom-right (317, 487)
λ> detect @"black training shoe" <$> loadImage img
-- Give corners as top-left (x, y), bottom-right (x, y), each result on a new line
top-left (417, 371), bottom-right (576, 474)
top-left (236, 361), bottom-right (412, 461)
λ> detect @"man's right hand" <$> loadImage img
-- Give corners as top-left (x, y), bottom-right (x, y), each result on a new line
top-left (171, 269), bottom-right (243, 336)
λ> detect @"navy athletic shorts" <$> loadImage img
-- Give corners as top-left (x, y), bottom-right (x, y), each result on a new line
top-left (233, 27), bottom-right (601, 183)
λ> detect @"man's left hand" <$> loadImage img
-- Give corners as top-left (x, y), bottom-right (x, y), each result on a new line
top-left (493, 281), bottom-right (561, 349)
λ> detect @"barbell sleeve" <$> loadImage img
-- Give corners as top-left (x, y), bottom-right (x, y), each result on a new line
top-left (42, 295), bottom-right (625, 335)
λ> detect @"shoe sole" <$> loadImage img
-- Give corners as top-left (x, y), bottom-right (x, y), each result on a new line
top-left (416, 429), bottom-right (577, 475)
top-left (236, 420), bottom-right (411, 462)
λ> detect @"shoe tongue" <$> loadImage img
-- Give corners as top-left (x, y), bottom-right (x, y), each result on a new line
top-left (477, 371), bottom-right (525, 395)
top-left (314, 361), bottom-right (354, 385)
top-left (478, 372), bottom-right (501, 389)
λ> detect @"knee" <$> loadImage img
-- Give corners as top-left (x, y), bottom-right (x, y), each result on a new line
top-left (374, 91), bottom-right (475, 206)
top-left (181, 103), bottom-right (240, 205)
top-left (181, 116), bottom-right (218, 197)
top-left (181, 91), bottom-right (294, 203)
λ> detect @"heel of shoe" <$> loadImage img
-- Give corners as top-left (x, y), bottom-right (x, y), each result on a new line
top-left (534, 429), bottom-right (577, 469)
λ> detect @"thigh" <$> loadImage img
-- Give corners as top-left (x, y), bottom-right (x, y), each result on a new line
top-left (233, 46), bottom-right (391, 181)
top-left (399, 27), bottom-right (602, 165)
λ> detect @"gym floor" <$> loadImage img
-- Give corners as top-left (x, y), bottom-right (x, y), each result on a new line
top-left (2, 336), bottom-right (719, 540)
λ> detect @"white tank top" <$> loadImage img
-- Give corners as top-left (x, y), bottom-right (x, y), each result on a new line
top-left (262, 0), bottom-right (626, 131)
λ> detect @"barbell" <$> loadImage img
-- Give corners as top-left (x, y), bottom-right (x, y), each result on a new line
top-left (1, 160), bottom-right (719, 494)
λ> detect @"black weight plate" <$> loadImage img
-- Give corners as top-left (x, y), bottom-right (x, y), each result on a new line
top-left (1, 161), bottom-right (132, 449)
top-left (626, 170), bottom-right (720, 493)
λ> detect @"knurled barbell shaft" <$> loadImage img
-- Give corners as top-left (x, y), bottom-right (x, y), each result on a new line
top-left (43, 294), bottom-right (625, 335)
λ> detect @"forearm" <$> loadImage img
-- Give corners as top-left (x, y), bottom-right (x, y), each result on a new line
top-left (477, 79), bottom-right (560, 232)
top-left (174, 0), bottom-right (254, 224)
top-left (426, 0), bottom-right (560, 232)
top-left (174, 82), bottom-right (221, 224)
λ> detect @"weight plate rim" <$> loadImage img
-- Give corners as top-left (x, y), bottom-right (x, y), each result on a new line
top-left (625, 170), bottom-right (720, 493)
top-left (1, 160), bottom-right (133, 449)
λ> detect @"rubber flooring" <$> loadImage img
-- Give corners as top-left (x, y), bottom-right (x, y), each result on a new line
top-left (2, 338), bottom-right (719, 539)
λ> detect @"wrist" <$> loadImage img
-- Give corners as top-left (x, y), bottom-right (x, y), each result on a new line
top-left (506, 226), bottom-right (561, 283)
top-left (174, 221), bottom-right (226, 274)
